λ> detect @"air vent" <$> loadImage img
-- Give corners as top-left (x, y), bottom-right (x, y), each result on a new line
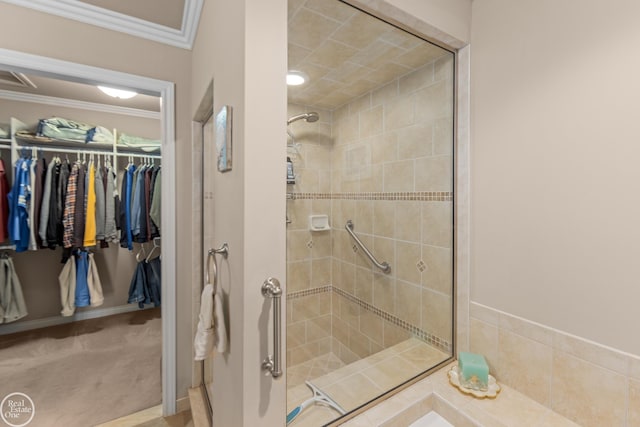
top-left (0, 71), bottom-right (37, 88)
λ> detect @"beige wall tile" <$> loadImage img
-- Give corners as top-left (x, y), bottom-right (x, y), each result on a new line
top-left (287, 230), bottom-right (311, 261)
top-left (311, 258), bottom-right (332, 288)
top-left (311, 231), bottom-right (332, 258)
top-left (349, 93), bottom-right (372, 115)
top-left (422, 202), bottom-right (453, 248)
top-left (384, 96), bottom-right (415, 131)
top-left (332, 314), bottom-right (349, 346)
top-left (355, 266), bottom-right (374, 304)
top-left (360, 309), bottom-right (384, 346)
top-left (349, 326), bottom-right (373, 358)
top-left (434, 55), bottom-right (454, 82)
top-left (552, 331), bottom-right (628, 375)
top-left (397, 124), bottom-right (434, 160)
top-left (399, 64), bottom-right (434, 96)
top-left (551, 352), bottom-right (626, 427)
top-left (396, 280), bottom-right (421, 326)
top-left (395, 44), bottom-right (447, 69)
top-left (395, 241), bottom-right (421, 284)
top-left (367, 62), bottom-right (411, 86)
top-left (306, 40), bottom-right (359, 69)
top-left (287, 260), bottom-right (311, 293)
top-left (354, 200), bottom-right (374, 234)
top-left (415, 155), bottom-right (453, 192)
top-left (360, 163), bottom-right (384, 192)
top-left (307, 314), bottom-right (331, 342)
top-left (469, 302), bottom-right (500, 326)
top-left (383, 321), bottom-right (410, 347)
top-left (373, 272), bottom-right (396, 315)
top-left (395, 201), bottom-right (421, 243)
top-left (497, 329), bottom-right (552, 406)
top-left (372, 133), bottom-right (398, 165)
top-left (631, 355), bottom-right (640, 380)
top-left (304, 0), bottom-right (356, 22)
top-left (421, 289), bottom-right (452, 342)
top-left (498, 312), bottom-right (553, 346)
top-left (433, 117), bottom-right (453, 156)
top-left (287, 321), bottom-right (306, 349)
top-left (414, 80), bottom-right (453, 123)
top-left (469, 318), bottom-right (499, 372)
top-left (630, 379), bottom-right (640, 427)
top-left (288, 8), bottom-right (341, 50)
top-left (373, 202), bottom-right (396, 239)
top-left (360, 105), bottom-right (383, 138)
top-left (287, 199), bottom-right (311, 231)
top-left (383, 159), bottom-right (415, 192)
top-left (421, 245), bottom-right (452, 295)
top-left (372, 80), bottom-right (399, 106)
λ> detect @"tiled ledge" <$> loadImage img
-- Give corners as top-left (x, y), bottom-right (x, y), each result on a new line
top-left (469, 302), bottom-right (640, 427)
top-left (342, 362), bottom-right (579, 427)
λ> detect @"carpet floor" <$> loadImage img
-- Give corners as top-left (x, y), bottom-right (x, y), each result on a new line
top-left (0, 308), bottom-right (162, 427)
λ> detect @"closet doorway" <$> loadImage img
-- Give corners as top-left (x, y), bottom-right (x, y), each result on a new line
top-left (0, 49), bottom-right (177, 425)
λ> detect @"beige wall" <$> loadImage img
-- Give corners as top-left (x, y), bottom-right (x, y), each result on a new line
top-left (471, 0), bottom-right (640, 356)
top-left (0, 1), bottom-right (194, 398)
top-left (191, 0), bottom-right (287, 425)
top-left (384, 0), bottom-right (472, 44)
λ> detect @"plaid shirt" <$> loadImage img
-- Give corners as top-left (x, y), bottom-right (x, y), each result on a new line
top-left (62, 163), bottom-right (79, 248)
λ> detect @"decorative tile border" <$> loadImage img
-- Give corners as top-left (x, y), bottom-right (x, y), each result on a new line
top-left (288, 191), bottom-right (453, 201)
top-left (287, 285), bottom-right (452, 353)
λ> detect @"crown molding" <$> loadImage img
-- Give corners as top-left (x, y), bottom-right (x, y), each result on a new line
top-left (0, 89), bottom-right (161, 120)
top-left (0, 0), bottom-right (203, 50)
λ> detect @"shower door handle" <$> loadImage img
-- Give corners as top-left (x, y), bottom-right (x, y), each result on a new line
top-left (261, 277), bottom-right (283, 378)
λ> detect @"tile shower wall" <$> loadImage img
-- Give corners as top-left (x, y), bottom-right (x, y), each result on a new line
top-left (286, 104), bottom-right (334, 367)
top-left (330, 54), bottom-right (454, 363)
top-left (286, 53), bottom-right (455, 367)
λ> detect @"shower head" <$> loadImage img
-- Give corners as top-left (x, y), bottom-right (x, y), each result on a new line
top-left (287, 112), bottom-right (319, 125)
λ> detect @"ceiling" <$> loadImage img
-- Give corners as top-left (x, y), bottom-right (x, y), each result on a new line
top-left (0, 70), bottom-right (160, 112)
top-left (288, 0), bottom-right (450, 110)
top-left (78, 0), bottom-right (186, 30)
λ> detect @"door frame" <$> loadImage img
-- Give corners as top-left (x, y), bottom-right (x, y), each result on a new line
top-left (0, 48), bottom-right (178, 415)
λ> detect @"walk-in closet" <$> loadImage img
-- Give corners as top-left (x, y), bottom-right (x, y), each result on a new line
top-left (0, 70), bottom-right (164, 427)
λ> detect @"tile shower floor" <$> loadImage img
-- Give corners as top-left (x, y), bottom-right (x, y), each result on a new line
top-left (287, 338), bottom-right (448, 427)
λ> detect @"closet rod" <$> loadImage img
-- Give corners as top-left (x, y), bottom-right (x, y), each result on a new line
top-left (17, 145), bottom-right (161, 159)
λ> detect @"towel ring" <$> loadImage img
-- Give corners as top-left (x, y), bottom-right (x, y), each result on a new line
top-left (206, 243), bottom-right (229, 291)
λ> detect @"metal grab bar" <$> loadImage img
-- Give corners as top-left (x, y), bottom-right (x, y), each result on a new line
top-left (261, 277), bottom-right (283, 378)
top-left (345, 220), bottom-right (391, 274)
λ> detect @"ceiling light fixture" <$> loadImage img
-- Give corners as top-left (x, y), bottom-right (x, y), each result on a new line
top-left (98, 85), bottom-right (138, 99)
top-left (286, 70), bottom-right (308, 86)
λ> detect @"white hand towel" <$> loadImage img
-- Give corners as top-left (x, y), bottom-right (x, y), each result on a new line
top-left (194, 284), bottom-right (215, 361)
top-left (213, 291), bottom-right (228, 353)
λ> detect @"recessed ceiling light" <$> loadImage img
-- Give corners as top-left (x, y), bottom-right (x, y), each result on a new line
top-left (286, 70), bottom-right (308, 86)
top-left (98, 85), bottom-right (138, 99)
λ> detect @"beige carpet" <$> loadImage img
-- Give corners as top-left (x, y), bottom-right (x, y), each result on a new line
top-left (0, 308), bottom-right (162, 427)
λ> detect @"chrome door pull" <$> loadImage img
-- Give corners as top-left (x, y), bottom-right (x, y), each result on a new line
top-left (261, 277), bottom-right (283, 378)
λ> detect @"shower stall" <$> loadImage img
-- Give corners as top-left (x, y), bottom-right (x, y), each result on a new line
top-left (286, 1), bottom-right (455, 425)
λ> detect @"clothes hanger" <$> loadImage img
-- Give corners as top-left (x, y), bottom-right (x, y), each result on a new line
top-left (145, 237), bottom-right (161, 263)
top-left (135, 243), bottom-right (147, 263)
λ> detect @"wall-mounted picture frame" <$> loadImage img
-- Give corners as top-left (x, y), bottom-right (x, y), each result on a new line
top-left (215, 105), bottom-right (232, 172)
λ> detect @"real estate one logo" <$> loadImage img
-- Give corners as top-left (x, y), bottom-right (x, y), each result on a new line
top-left (1, 393), bottom-right (35, 427)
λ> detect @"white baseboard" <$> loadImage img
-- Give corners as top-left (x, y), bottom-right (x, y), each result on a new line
top-left (0, 304), bottom-right (155, 335)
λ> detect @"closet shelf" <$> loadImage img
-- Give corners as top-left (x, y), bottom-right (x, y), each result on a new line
top-left (14, 131), bottom-right (159, 155)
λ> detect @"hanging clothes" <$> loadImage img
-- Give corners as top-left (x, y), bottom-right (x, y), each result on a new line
top-left (33, 157), bottom-right (47, 248)
top-left (86, 252), bottom-right (103, 307)
top-left (149, 167), bottom-right (161, 231)
top-left (8, 156), bottom-right (32, 252)
top-left (0, 158), bottom-right (10, 243)
top-left (83, 160), bottom-right (96, 247)
top-left (74, 250), bottom-right (90, 308)
top-left (0, 255), bottom-right (28, 324)
top-left (58, 254), bottom-right (76, 317)
top-left (62, 162), bottom-right (79, 249)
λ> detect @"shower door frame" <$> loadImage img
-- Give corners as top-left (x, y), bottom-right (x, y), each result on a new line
top-left (289, 1), bottom-right (471, 425)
